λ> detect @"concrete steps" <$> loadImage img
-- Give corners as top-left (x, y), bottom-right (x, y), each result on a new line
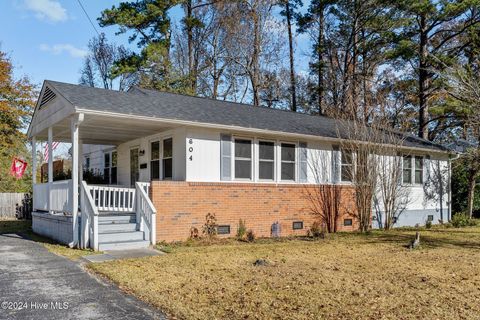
top-left (97, 212), bottom-right (149, 251)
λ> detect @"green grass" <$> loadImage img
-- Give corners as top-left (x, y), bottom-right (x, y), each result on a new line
top-left (90, 226), bottom-right (480, 320)
top-left (0, 218), bottom-right (98, 260)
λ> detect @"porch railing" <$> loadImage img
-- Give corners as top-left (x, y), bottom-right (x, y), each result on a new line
top-left (33, 180), bottom-right (73, 213)
top-left (80, 181), bottom-right (99, 250)
top-left (88, 185), bottom-right (136, 212)
top-left (136, 182), bottom-right (156, 245)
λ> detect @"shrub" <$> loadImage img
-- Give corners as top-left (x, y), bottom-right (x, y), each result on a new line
top-left (307, 221), bottom-right (325, 238)
top-left (451, 213), bottom-right (472, 228)
top-left (246, 229), bottom-right (256, 242)
top-left (190, 226), bottom-right (199, 239)
top-left (236, 219), bottom-right (247, 240)
top-left (202, 213), bottom-right (217, 238)
top-left (425, 220), bottom-right (432, 229)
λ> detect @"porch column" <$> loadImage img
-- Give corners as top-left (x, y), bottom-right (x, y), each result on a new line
top-left (79, 139), bottom-right (83, 182)
top-left (31, 137), bottom-right (36, 186)
top-left (71, 114), bottom-right (84, 247)
top-left (47, 127), bottom-right (53, 213)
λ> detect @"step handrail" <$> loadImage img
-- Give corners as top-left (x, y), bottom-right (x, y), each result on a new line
top-left (80, 181), bottom-right (99, 250)
top-left (135, 182), bottom-right (156, 245)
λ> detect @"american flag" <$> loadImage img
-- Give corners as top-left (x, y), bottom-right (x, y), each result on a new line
top-left (44, 142), bottom-right (60, 162)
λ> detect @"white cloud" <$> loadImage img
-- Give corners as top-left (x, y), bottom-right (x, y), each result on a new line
top-left (39, 44), bottom-right (88, 58)
top-left (24, 0), bottom-right (68, 22)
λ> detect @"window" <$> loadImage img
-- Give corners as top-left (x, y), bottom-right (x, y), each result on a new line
top-left (402, 155), bottom-right (412, 184)
top-left (217, 225), bottom-right (230, 235)
top-left (292, 221), bottom-right (303, 230)
top-left (403, 155), bottom-right (424, 185)
top-left (104, 151), bottom-right (117, 184)
top-left (341, 150), bottom-right (353, 182)
top-left (259, 141), bottom-right (274, 180)
top-left (150, 141), bottom-right (160, 180)
top-left (415, 156), bottom-right (423, 184)
top-left (281, 143), bottom-right (296, 181)
top-left (344, 219), bottom-right (353, 226)
top-left (163, 138), bottom-right (173, 179)
top-left (103, 153), bottom-right (110, 183)
top-left (427, 215), bottom-right (434, 222)
top-left (234, 139), bottom-right (252, 179)
top-left (111, 151), bottom-right (117, 184)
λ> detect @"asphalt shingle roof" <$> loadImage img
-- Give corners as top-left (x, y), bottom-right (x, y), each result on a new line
top-left (45, 80), bottom-right (448, 152)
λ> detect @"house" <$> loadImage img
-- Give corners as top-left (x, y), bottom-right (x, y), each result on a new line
top-left (28, 80), bottom-right (454, 250)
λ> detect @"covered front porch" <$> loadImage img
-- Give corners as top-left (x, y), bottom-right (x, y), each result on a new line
top-left (28, 85), bottom-right (179, 250)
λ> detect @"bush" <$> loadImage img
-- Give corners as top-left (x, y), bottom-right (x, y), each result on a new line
top-left (425, 220), bottom-right (432, 229)
top-left (236, 219), bottom-right (247, 240)
top-left (307, 221), bottom-right (325, 238)
top-left (202, 213), bottom-right (217, 238)
top-left (246, 229), bottom-right (256, 242)
top-left (189, 227), bottom-right (199, 239)
top-left (451, 213), bottom-right (474, 228)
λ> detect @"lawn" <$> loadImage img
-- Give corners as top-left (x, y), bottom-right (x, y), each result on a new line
top-left (89, 226), bottom-right (480, 320)
top-left (0, 218), bottom-right (97, 260)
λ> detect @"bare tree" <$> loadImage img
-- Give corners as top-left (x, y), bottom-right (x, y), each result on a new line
top-left (339, 120), bottom-right (414, 232)
top-left (374, 135), bottom-right (412, 230)
top-left (442, 64), bottom-right (480, 218)
top-left (79, 33), bottom-right (138, 91)
top-left (303, 148), bottom-right (342, 233)
top-left (423, 157), bottom-right (449, 222)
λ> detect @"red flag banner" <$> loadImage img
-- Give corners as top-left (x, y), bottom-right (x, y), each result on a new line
top-left (10, 158), bottom-right (28, 179)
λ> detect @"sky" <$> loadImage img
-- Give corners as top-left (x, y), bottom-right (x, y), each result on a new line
top-left (0, 0), bottom-right (312, 88)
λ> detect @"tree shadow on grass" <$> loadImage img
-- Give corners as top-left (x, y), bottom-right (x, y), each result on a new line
top-left (362, 229), bottom-right (480, 250)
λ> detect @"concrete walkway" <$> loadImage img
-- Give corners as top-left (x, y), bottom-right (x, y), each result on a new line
top-left (0, 233), bottom-right (167, 320)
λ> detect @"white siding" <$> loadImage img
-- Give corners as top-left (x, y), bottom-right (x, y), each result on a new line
top-left (82, 144), bottom-right (114, 174)
top-left (81, 125), bottom-right (451, 227)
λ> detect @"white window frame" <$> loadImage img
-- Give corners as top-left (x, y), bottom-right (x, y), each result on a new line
top-left (162, 136), bottom-right (173, 180)
top-left (414, 155), bottom-right (424, 185)
top-left (280, 141), bottom-right (297, 182)
top-left (150, 140), bottom-right (161, 180)
top-left (103, 150), bottom-right (117, 185)
top-left (340, 149), bottom-right (353, 183)
top-left (233, 137), bottom-right (254, 181)
top-left (257, 139), bottom-right (276, 181)
top-left (402, 154), bottom-right (424, 186)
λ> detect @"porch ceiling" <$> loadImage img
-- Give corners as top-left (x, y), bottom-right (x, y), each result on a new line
top-left (33, 113), bottom-right (176, 145)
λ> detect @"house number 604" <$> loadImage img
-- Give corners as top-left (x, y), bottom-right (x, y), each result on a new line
top-left (188, 139), bottom-right (193, 161)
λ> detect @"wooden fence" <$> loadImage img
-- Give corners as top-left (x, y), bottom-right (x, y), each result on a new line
top-left (0, 193), bottom-right (32, 219)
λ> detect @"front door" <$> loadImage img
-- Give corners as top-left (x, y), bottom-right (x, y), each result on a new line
top-left (130, 148), bottom-right (139, 187)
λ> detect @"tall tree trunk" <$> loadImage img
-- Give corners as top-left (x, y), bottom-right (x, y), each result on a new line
top-left (418, 13), bottom-right (429, 139)
top-left (467, 171), bottom-right (477, 218)
top-left (185, 0), bottom-right (196, 92)
top-left (285, 1), bottom-right (297, 112)
top-left (251, 4), bottom-right (261, 106)
top-left (317, 6), bottom-right (324, 115)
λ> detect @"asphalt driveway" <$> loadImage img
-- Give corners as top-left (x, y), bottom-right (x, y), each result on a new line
top-left (0, 233), bottom-right (166, 320)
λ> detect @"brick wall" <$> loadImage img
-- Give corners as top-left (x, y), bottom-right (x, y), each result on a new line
top-left (150, 181), bottom-right (358, 242)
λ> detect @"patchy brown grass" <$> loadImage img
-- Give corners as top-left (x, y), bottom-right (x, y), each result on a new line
top-left (89, 227), bottom-right (480, 320)
top-left (0, 218), bottom-right (97, 260)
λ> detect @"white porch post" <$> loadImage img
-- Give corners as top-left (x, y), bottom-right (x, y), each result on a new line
top-left (71, 114), bottom-right (84, 247)
top-left (31, 137), bottom-right (37, 186)
top-left (47, 127), bottom-right (53, 213)
top-left (79, 139), bottom-right (83, 182)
